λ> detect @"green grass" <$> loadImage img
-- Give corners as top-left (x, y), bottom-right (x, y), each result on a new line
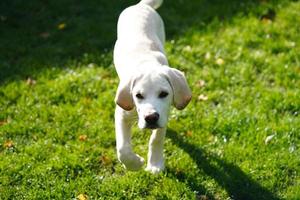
top-left (0, 0), bottom-right (299, 199)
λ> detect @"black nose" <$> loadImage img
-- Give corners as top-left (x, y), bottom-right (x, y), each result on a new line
top-left (145, 112), bottom-right (159, 124)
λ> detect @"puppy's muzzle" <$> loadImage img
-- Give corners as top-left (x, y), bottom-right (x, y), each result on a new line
top-left (145, 112), bottom-right (160, 129)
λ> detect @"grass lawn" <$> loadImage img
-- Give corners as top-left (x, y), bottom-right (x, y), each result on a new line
top-left (0, 0), bottom-right (299, 199)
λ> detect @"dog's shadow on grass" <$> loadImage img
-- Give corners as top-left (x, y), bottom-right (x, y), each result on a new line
top-left (166, 129), bottom-right (280, 200)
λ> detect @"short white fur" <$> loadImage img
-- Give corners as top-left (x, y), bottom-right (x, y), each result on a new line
top-left (114, 0), bottom-right (192, 173)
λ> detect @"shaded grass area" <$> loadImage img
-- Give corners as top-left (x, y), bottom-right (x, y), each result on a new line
top-left (0, 0), bottom-right (289, 82)
top-left (167, 129), bottom-right (280, 200)
top-left (1, 0), bottom-right (300, 199)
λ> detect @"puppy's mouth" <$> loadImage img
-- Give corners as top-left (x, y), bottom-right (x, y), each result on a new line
top-left (145, 124), bottom-right (161, 130)
top-left (139, 121), bottom-right (162, 130)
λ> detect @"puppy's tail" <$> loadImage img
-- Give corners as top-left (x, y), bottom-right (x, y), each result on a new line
top-left (139, 0), bottom-right (163, 9)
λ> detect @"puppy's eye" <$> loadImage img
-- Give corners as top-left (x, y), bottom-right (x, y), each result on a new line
top-left (136, 93), bottom-right (144, 99)
top-left (159, 91), bottom-right (169, 98)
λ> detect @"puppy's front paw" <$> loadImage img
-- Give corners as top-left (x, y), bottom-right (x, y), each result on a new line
top-left (119, 152), bottom-right (145, 171)
top-left (145, 163), bottom-right (165, 174)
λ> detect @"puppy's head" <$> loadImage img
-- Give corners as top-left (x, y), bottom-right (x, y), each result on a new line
top-left (115, 66), bottom-right (192, 129)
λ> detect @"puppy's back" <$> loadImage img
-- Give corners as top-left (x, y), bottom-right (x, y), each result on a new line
top-left (117, 3), bottom-right (164, 43)
top-left (139, 0), bottom-right (163, 9)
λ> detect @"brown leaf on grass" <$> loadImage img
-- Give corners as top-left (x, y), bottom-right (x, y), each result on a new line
top-left (100, 155), bottom-right (112, 166)
top-left (175, 168), bottom-right (184, 176)
top-left (32, 135), bottom-right (38, 141)
top-left (39, 32), bottom-right (50, 39)
top-left (260, 8), bottom-right (276, 22)
top-left (215, 58), bottom-right (224, 65)
top-left (26, 77), bottom-right (36, 86)
top-left (183, 45), bottom-right (192, 52)
top-left (58, 23), bottom-right (66, 30)
top-left (77, 194), bottom-right (88, 200)
top-left (261, 18), bottom-right (272, 24)
top-left (4, 140), bottom-right (14, 148)
top-left (198, 94), bottom-right (208, 101)
top-left (0, 120), bottom-right (7, 126)
top-left (185, 131), bottom-right (193, 137)
top-left (196, 194), bottom-right (209, 200)
top-left (196, 80), bottom-right (206, 88)
top-left (208, 135), bottom-right (216, 143)
top-left (79, 135), bottom-right (88, 141)
top-left (205, 52), bottom-right (211, 60)
top-left (82, 98), bottom-right (92, 106)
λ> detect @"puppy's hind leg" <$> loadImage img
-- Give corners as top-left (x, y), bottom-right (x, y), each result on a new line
top-left (115, 106), bottom-right (144, 171)
top-left (145, 127), bottom-right (166, 174)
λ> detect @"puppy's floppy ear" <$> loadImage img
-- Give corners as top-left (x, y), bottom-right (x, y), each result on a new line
top-left (115, 77), bottom-right (134, 111)
top-left (164, 67), bottom-right (192, 110)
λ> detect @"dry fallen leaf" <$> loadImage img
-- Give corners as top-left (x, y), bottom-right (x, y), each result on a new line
top-left (100, 155), bottom-right (112, 166)
top-left (26, 77), bottom-right (36, 86)
top-left (198, 94), bottom-right (208, 101)
top-left (79, 135), bottom-right (88, 141)
top-left (196, 194), bottom-right (209, 200)
top-left (0, 120), bottom-right (7, 126)
top-left (261, 18), bottom-right (272, 24)
top-left (215, 58), bottom-right (224, 65)
top-left (196, 80), bottom-right (206, 88)
top-left (205, 52), bottom-right (211, 60)
top-left (4, 140), bottom-right (14, 148)
top-left (39, 32), bottom-right (50, 39)
top-left (175, 168), bottom-right (184, 176)
top-left (82, 98), bottom-right (92, 105)
top-left (77, 194), bottom-right (88, 200)
top-left (185, 131), bottom-right (193, 137)
top-left (260, 8), bottom-right (276, 22)
top-left (208, 135), bottom-right (217, 143)
top-left (58, 23), bottom-right (66, 30)
top-left (183, 45), bottom-right (192, 52)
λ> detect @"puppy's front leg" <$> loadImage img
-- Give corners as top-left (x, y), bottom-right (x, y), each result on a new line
top-left (146, 127), bottom-right (166, 174)
top-left (115, 106), bottom-right (144, 171)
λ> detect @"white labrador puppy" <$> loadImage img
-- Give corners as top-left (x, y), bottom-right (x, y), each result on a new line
top-left (114, 0), bottom-right (192, 174)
